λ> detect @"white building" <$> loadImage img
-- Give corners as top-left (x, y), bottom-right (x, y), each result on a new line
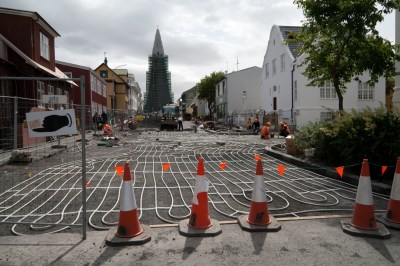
top-left (127, 73), bottom-right (142, 116)
top-left (215, 66), bottom-right (262, 125)
top-left (260, 25), bottom-right (386, 129)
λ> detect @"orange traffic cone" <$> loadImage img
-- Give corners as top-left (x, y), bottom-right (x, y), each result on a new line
top-left (179, 157), bottom-right (221, 237)
top-left (379, 157), bottom-right (400, 230)
top-left (341, 159), bottom-right (390, 239)
top-left (237, 159), bottom-right (280, 232)
top-left (106, 162), bottom-right (151, 246)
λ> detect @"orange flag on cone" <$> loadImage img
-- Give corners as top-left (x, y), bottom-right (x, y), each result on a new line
top-left (163, 164), bottom-right (171, 171)
top-left (220, 162), bottom-right (227, 171)
top-left (381, 166), bottom-right (387, 176)
top-left (115, 165), bottom-right (124, 176)
top-left (277, 165), bottom-right (285, 176)
top-left (336, 166), bottom-right (344, 179)
top-left (254, 154), bottom-right (261, 161)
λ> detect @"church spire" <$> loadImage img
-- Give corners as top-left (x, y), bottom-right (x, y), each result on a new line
top-left (152, 28), bottom-right (164, 56)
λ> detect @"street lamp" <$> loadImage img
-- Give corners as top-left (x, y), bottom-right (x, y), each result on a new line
top-left (241, 90), bottom-right (247, 126)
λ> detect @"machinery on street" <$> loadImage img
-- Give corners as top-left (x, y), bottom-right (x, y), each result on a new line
top-left (160, 104), bottom-right (179, 130)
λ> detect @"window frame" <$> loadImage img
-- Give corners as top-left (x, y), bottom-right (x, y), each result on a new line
top-left (40, 32), bottom-right (50, 60)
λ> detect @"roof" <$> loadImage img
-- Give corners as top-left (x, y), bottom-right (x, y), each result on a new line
top-left (152, 29), bottom-right (165, 56)
top-left (278, 26), bottom-right (302, 59)
top-left (0, 7), bottom-right (60, 37)
top-left (55, 60), bottom-right (105, 82)
top-left (0, 34), bottom-right (77, 86)
top-left (113, 69), bottom-right (128, 76)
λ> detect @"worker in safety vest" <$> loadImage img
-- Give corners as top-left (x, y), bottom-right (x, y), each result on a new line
top-left (103, 123), bottom-right (112, 135)
top-left (260, 122), bottom-right (271, 139)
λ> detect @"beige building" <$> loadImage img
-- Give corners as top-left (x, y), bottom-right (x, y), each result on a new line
top-left (95, 59), bottom-right (129, 116)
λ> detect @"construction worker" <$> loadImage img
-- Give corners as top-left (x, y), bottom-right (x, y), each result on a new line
top-left (252, 118), bottom-right (260, 134)
top-left (279, 121), bottom-right (290, 137)
top-left (260, 122), bottom-right (271, 139)
top-left (103, 123), bottom-right (112, 136)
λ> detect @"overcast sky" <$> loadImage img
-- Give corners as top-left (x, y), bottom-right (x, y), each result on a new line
top-left (1, 0), bottom-right (396, 100)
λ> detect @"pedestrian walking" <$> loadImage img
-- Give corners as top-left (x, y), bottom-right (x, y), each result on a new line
top-left (178, 115), bottom-right (183, 131)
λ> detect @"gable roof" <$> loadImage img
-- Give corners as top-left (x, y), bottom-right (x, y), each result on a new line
top-left (278, 26), bottom-right (302, 59)
top-left (94, 63), bottom-right (127, 84)
top-left (0, 7), bottom-right (60, 37)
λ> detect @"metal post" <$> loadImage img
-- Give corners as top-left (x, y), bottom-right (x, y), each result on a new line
top-left (13, 97), bottom-right (18, 150)
top-left (80, 76), bottom-right (87, 240)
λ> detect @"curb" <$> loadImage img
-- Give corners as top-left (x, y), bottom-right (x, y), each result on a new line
top-left (264, 145), bottom-right (391, 195)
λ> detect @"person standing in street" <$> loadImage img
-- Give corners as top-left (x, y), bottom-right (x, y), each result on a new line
top-left (178, 115), bottom-right (183, 131)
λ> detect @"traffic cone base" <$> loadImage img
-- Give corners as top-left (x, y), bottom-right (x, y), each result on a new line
top-left (238, 215), bottom-right (281, 232)
top-left (115, 209), bottom-right (143, 238)
top-left (106, 225), bottom-right (152, 246)
top-left (350, 203), bottom-right (378, 230)
top-left (341, 220), bottom-right (390, 239)
top-left (247, 201), bottom-right (271, 226)
top-left (178, 218), bottom-right (222, 237)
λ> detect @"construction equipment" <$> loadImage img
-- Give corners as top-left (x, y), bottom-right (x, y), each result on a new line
top-left (160, 104), bottom-right (178, 130)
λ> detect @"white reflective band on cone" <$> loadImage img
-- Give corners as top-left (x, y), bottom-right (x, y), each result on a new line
top-left (251, 175), bottom-right (266, 202)
top-left (390, 173), bottom-right (400, 201)
top-left (192, 175), bottom-right (209, 205)
top-left (120, 181), bottom-right (137, 211)
top-left (355, 175), bottom-right (373, 205)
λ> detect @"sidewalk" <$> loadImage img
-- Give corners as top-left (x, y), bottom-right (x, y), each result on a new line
top-left (0, 218), bottom-right (398, 265)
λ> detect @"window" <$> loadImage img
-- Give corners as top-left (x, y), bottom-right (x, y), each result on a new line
top-left (65, 72), bottom-right (72, 78)
top-left (100, 70), bottom-right (108, 78)
top-left (320, 112), bottom-right (333, 122)
top-left (319, 80), bottom-right (336, 99)
top-left (358, 81), bottom-right (374, 100)
top-left (265, 63), bottom-right (269, 78)
top-left (40, 32), bottom-right (49, 60)
top-left (47, 85), bottom-right (54, 109)
top-left (222, 81), bottom-right (225, 94)
top-left (294, 80), bottom-right (297, 101)
top-left (64, 90), bottom-right (69, 107)
top-left (102, 84), bottom-right (106, 97)
top-left (272, 59), bottom-right (277, 75)
top-left (273, 85), bottom-right (277, 92)
top-left (280, 54), bottom-right (285, 71)
top-left (37, 81), bottom-right (45, 107)
top-left (56, 87), bottom-right (62, 95)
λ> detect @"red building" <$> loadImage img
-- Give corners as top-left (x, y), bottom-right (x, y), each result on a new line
top-left (0, 7), bottom-right (75, 148)
top-left (56, 60), bottom-right (107, 122)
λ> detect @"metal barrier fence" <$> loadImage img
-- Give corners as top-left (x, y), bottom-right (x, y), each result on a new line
top-left (0, 76), bottom-right (88, 239)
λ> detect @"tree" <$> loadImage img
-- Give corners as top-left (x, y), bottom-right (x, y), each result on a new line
top-left (196, 71), bottom-right (225, 116)
top-left (292, 0), bottom-right (400, 112)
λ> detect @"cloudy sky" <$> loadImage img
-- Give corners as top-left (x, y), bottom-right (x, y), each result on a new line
top-left (1, 0), bottom-right (396, 100)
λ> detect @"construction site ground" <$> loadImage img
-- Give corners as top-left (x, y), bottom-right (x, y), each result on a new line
top-left (0, 120), bottom-right (399, 265)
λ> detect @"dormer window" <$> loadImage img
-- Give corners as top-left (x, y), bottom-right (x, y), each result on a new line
top-left (40, 32), bottom-right (49, 60)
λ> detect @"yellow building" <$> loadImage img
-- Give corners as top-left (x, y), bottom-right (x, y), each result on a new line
top-left (95, 60), bottom-right (129, 115)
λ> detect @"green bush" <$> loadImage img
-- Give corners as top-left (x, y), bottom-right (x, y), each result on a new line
top-left (295, 107), bottom-right (400, 180)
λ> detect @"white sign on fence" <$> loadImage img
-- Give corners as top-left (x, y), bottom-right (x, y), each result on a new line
top-left (42, 95), bottom-right (68, 104)
top-left (26, 109), bottom-right (78, 137)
